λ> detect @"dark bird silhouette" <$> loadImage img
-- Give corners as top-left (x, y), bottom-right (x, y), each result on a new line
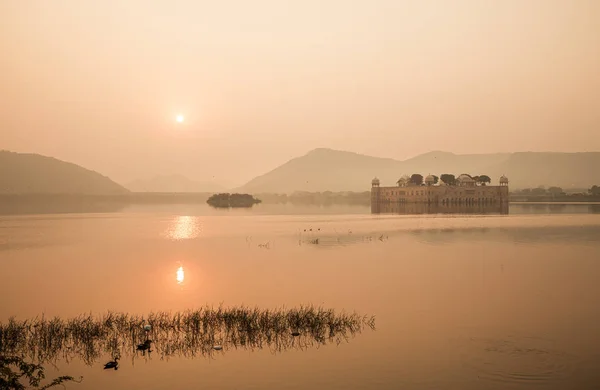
top-left (136, 339), bottom-right (153, 353)
top-left (104, 357), bottom-right (119, 370)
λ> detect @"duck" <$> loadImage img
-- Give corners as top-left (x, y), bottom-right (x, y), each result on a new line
top-left (103, 357), bottom-right (119, 370)
top-left (136, 340), bottom-right (153, 352)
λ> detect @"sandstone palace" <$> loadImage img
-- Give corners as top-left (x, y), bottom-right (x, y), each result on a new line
top-left (371, 174), bottom-right (509, 214)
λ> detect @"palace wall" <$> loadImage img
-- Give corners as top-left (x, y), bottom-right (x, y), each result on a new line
top-left (371, 184), bottom-right (509, 214)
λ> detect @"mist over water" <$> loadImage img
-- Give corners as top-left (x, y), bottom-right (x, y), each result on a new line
top-left (1, 205), bottom-right (599, 389)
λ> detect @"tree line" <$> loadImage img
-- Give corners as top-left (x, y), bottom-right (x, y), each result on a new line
top-left (402, 174), bottom-right (492, 186)
top-left (512, 186), bottom-right (600, 198)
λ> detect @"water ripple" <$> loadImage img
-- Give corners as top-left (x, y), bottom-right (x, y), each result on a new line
top-left (458, 335), bottom-right (577, 386)
top-left (162, 216), bottom-right (201, 240)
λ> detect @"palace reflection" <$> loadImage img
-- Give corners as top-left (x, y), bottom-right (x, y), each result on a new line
top-left (372, 202), bottom-right (509, 215)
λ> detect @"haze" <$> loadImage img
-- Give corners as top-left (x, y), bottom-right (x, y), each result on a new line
top-left (1, 0), bottom-right (599, 186)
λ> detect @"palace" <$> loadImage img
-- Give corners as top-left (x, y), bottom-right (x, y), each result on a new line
top-left (371, 174), bottom-right (509, 214)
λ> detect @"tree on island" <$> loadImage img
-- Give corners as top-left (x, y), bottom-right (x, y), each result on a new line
top-left (432, 175), bottom-right (439, 185)
top-left (531, 188), bottom-right (546, 196)
top-left (410, 174), bottom-right (424, 186)
top-left (440, 174), bottom-right (456, 186)
top-left (589, 185), bottom-right (600, 196)
top-left (547, 186), bottom-right (565, 197)
top-left (206, 193), bottom-right (261, 208)
top-left (477, 175), bottom-right (491, 186)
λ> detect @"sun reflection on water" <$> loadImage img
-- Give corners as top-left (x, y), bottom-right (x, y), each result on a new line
top-left (165, 216), bottom-right (201, 240)
top-left (176, 266), bottom-right (185, 284)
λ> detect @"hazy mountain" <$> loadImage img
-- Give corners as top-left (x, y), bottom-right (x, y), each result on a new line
top-left (125, 174), bottom-right (228, 193)
top-left (399, 151), bottom-right (512, 175)
top-left (237, 148), bottom-right (404, 194)
top-left (238, 148), bottom-right (600, 193)
top-left (0, 150), bottom-right (129, 195)
top-left (485, 152), bottom-right (600, 189)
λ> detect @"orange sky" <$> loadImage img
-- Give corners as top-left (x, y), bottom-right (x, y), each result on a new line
top-left (1, 0), bottom-right (599, 186)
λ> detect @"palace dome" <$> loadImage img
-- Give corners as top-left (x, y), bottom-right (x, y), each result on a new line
top-left (371, 177), bottom-right (380, 186)
top-left (499, 175), bottom-right (509, 184)
top-left (457, 174), bottom-right (475, 183)
top-left (425, 174), bottom-right (436, 184)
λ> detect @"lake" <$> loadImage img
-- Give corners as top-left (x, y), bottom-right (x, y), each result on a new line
top-left (1, 203), bottom-right (600, 389)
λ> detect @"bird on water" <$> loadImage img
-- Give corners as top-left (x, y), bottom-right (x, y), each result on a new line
top-left (104, 357), bottom-right (119, 370)
top-left (136, 339), bottom-right (153, 353)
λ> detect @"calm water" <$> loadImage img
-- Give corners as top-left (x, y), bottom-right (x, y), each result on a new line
top-left (1, 204), bottom-right (600, 389)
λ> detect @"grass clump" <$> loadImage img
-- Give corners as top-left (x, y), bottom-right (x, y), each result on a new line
top-left (1, 305), bottom-right (375, 366)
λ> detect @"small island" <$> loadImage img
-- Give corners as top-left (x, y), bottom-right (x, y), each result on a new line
top-left (206, 193), bottom-right (262, 208)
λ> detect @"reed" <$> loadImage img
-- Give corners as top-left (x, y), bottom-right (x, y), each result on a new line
top-left (0, 305), bottom-right (375, 366)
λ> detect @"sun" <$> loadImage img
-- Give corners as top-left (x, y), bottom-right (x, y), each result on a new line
top-left (176, 114), bottom-right (185, 123)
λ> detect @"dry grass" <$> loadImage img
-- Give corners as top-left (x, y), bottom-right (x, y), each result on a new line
top-left (0, 305), bottom-right (375, 365)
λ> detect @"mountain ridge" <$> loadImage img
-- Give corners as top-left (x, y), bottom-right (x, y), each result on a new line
top-left (0, 150), bottom-right (129, 195)
top-left (237, 148), bottom-right (600, 193)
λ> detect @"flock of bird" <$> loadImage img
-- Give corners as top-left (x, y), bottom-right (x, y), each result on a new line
top-left (246, 227), bottom-right (390, 250)
top-left (297, 227), bottom-right (389, 246)
top-left (102, 326), bottom-right (302, 371)
top-left (103, 327), bottom-right (153, 371)
top-left (103, 340), bottom-right (153, 370)
top-left (241, 224), bottom-right (393, 252)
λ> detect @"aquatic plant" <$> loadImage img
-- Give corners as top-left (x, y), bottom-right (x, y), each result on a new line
top-left (0, 355), bottom-right (82, 389)
top-left (0, 305), bottom-right (375, 366)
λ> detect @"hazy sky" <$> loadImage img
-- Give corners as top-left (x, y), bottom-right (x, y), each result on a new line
top-left (1, 0), bottom-right (599, 185)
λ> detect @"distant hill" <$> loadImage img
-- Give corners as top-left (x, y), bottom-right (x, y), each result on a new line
top-left (237, 148), bottom-right (600, 193)
top-left (0, 150), bottom-right (129, 195)
top-left (125, 174), bottom-right (228, 193)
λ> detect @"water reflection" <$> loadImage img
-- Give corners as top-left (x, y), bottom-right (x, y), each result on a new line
top-left (296, 222), bottom-right (600, 249)
top-left (372, 203), bottom-right (509, 215)
top-left (408, 225), bottom-right (600, 246)
top-left (0, 195), bottom-right (128, 216)
top-left (510, 203), bottom-right (600, 215)
top-left (176, 266), bottom-right (184, 284)
top-left (0, 306), bottom-right (375, 366)
top-left (164, 216), bottom-right (201, 240)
